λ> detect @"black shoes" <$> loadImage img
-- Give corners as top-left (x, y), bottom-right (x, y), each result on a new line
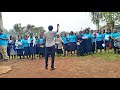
top-left (45, 66), bottom-right (56, 70)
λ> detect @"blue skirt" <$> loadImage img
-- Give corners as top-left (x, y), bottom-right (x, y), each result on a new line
top-left (69, 42), bottom-right (75, 51)
top-left (39, 47), bottom-right (45, 55)
top-left (17, 49), bottom-right (23, 56)
top-left (92, 42), bottom-right (96, 53)
top-left (105, 41), bottom-right (110, 47)
top-left (96, 41), bottom-right (103, 49)
top-left (30, 46), bottom-right (36, 54)
top-left (7, 47), bottom-right (11, 56)
top-left (36, 46), bottom-right (39, 54)
top-left (63, 43), bottom-right (69, 51)
top-left (24, 47), bottom-right (30, 56)
top-left (56, 49), bottom-right (63, 54)
top-left (84, 39), bottom-right (92, 53)
top-left (77, 42), bottom-right (84, 55)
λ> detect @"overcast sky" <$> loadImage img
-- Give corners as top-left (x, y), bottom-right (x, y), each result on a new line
top-left (2, 12), bottom-right (105, 32)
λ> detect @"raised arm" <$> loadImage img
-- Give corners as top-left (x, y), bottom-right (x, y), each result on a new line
top-left (54, 24), bottom-right (59, 34)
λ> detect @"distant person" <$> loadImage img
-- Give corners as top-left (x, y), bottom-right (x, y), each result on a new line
top-left (111, 29), bottom-right (120, 54)
top-left (10, 36), bottom-right (17, 59)
top-left (96, 30), bottom-right (104, 53)
top-left (43, 24), bottom-right (59, 70)
top-left (61, 33), bottom-right (69, 57)
top-left (104, 29), bottom-right (112, 53)
top-left (22, 35), bottom-right (30, 59)
top-left (28, 33), bottom-right (36, 59)
top-left (39, 34), bottom-right (45, 58)
top-left (35, 36), bottom-right (40, 57)
top-left (55, 34), bottom-right (63, 57)
top-left (67, 31), bottom-right (76, 56)
top-left (76, 31), bottom-right (84, 56)
top-left (83, 29), bottom-right (92, 55)
top-left (0, 29), bottom-right (9, 61)
top-left (7, 35), bottom-right (13, 59)
top-left (15, 36), bottom-right (24, 59)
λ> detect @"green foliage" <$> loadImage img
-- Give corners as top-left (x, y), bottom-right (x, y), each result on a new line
top-left (90, 12), bottom-right (120, 29)
top-left (4, 23), bottom-right (46, 37)
top-left (60, 31), bottom-right (69, 35)
top-left (90, 12), bottom-right (102, 30)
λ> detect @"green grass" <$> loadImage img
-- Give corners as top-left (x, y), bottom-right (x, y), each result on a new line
top-left (56, 52), bottom-right (120, 61)
top-left (93, 52), bottom-right (120, 61)
top-left (8, 51), bottom-right (120, 61)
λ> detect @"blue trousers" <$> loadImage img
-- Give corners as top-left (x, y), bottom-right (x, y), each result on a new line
top-left (45, 46), bottom-right (55, 68)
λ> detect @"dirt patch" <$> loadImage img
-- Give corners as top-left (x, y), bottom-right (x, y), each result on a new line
top-left (0, 66), bottom-right (12, 75)
top-left (0, 56), bottom-right (120, 78)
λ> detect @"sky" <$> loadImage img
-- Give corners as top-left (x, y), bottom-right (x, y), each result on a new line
top-left (1, 12), bottom-right (105, 32)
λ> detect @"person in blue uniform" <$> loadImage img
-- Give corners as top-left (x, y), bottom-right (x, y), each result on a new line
top-left (111, 29), bottom-right (120, 54)
top-left (96, 30), bottom-right (104, 53)
top-left (11, 36), bottom-right (17, 59)
top-left (22, 35), bottom-right (30, 59)
top-left (55, 34), bottom-right (63, 57)
top-left (62, 33), bottom-right (69, 57)
top-left (91, 32), bottom-right (97, 53)
top-left (67, 31), bottom-right (76, 56)
top-left (7, 36), bottom-right (12, 59)
top-left (104, 29), bottom-right (112, 53)
top-left (29, 33), bottom-right (36, 59)
top-left (83, 29), bottom-right (92, 55)
top-left (0, 29), bottom-right (9, 61)
top-left (15, 36), bottom-right (24, 59)
top-left (35, 36), bottom-right (39, 57)
top-left (74, 33), bottom-right (77, 54)
top-left (76, 31), bottom-right (84, 56)
top-left (39, 34), bottom-right (45, 58)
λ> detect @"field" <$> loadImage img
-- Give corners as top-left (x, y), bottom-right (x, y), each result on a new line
top-left (0, 52), bottom-right (120, 78)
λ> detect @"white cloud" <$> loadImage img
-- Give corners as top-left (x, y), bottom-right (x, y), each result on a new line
top-left (2, 12), bottom-right (97, 32)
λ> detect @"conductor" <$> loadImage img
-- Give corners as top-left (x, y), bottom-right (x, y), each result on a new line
top-left (43, 24), bottom-right (59, 70)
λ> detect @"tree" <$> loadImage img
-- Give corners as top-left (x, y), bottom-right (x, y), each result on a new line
top-left (99, 12), bottom-right (120, 30)
top-left (13, 23), bottom-right (23, 35)
top-left (90, 12), bottom-right (102, 30)
top-left (26, 24), bottom-right (35, 33)
top-left (0, 12), bottom-right (4, 30)
top-left (60, 31), bottom-right (69, 35)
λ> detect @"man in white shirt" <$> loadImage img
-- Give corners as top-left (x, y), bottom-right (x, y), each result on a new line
top-left (43, 24), bottom-right (59, 70)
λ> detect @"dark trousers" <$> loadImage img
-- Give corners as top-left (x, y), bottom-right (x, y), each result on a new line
top-left (45, 46), bottom-right (55, 68)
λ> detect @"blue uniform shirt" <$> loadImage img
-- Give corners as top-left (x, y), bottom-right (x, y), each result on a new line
top-left (104, 33), bottom-right (112, 41)
top-left (62, 36), bottom-right (68, 44)
top-left (30, 37), bottom-right (34, 46)
top-left (39, 38), bottom-right (44, 44)
top-left (96, 34), bottom-right (104, 41)
top-left (67, 35), bottom-right (76, 42)
top-left (83, 33), bottom-right (92, 39)
top-left (92, 34), bottom-right (96, 42)
top-left (0, 33), bottom-right (8, 46)
top-left (111, 32), bottom-right (120, 39)
top-left (17, 40), bottom-right (23, 49)
top-left (22, 39), bottom-right (29, 47)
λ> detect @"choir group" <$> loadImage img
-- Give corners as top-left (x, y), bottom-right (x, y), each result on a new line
top-left (0, 28), bottom-right (120, 60)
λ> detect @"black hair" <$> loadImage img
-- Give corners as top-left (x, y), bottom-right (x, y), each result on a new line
top-left (48, 25), bottom-right (53, 31)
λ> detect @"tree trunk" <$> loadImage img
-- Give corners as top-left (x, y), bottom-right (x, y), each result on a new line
top-left (0, 12), bottom-right (4, 30)
top-left (97, 24), bottom-right (100, 30)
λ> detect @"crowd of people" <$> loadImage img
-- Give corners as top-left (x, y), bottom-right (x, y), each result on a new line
top-left (0, 27), bottom-right (120, 61)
